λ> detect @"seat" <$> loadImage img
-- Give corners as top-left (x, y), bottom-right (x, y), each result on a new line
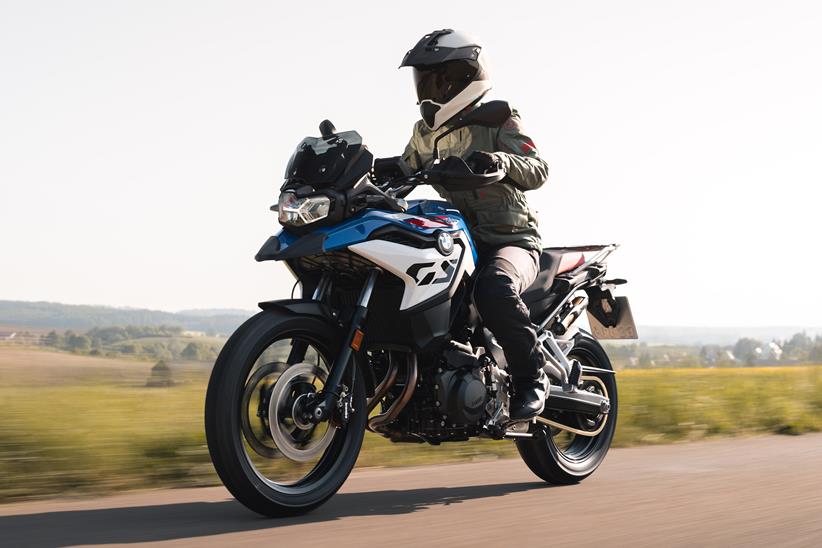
top-left (522, 250), bottom-right (561, 303)
top-left (521, 248), bottom-right (589, 322)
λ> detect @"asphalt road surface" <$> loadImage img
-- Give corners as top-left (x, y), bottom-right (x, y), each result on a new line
top-left (3, 434), bottom-right (822, 548)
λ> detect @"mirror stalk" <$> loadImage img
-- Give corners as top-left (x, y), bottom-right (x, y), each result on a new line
top-left (428, 100), bottom-right (512, 164)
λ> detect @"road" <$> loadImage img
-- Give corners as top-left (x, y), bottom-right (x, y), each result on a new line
top-left (2, 434), bottom-right (822, 547)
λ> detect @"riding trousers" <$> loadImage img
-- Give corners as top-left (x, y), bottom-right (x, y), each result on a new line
top-left (473, 246), bottom-right (546, 380)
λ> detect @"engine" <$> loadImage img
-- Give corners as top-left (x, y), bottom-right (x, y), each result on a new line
top-left (382, 346), bottom-right (493, 444)
top-left (435, 367), bottom-right (488, 425)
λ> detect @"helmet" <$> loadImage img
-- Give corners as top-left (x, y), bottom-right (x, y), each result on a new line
top-left (400, 29), bottom-right (492, 130)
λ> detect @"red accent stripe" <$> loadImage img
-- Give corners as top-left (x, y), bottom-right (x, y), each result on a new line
top-left (557, 253), bottom-right (585, 274)
top-left (519, 138), bottom-right (536, 154)
top-left (404, 217), bottom-right (450, 228)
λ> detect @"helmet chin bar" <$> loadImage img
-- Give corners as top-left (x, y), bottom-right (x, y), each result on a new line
top-left (420, 79), bottom-right (493, 131)
top-left (420, 102), bottom-right (441, 129)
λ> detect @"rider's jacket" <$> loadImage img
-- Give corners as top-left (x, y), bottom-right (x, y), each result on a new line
top-left (402, 107), bottom-right (549, 253)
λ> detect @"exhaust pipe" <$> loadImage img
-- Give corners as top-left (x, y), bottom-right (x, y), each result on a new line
top-left (369, 352), bottom-right (418, 433)
top-left (366, 356), bottom-right (399, 416)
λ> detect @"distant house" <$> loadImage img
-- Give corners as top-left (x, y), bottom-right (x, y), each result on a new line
top-left (763, 342), bottom-right (783, 361)
top-left (700, 345), bottom-right (739, 366)
top-left (734, 342), bottom-right (784, 365)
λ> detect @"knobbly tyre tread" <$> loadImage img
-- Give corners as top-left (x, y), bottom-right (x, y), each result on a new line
top-left (204, 309), bottom-right (366, 517)
top-left (516, 333), bottom-right (618, 484)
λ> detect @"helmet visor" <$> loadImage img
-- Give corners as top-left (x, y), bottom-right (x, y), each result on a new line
top-left (413, 60), bottom-right (480, 105)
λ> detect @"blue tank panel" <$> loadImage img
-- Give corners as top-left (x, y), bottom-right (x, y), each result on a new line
top-left (273, 199), bottom-right (477, 261)
top-left (321, 210), bottom-right (421, 250)
top-left (406, 200), bottom-right (477, 261)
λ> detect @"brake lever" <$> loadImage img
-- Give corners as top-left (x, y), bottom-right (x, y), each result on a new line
top-left (359, 181), bottom-right (408, 212)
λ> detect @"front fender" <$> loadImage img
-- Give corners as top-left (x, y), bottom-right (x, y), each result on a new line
top-left (258, 298), bottom-right (337, 323)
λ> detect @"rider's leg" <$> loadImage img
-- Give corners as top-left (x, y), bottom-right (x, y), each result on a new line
top-left (474, 246), bottom-right (549, 421)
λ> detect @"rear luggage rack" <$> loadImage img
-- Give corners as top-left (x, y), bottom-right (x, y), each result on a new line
top-left (559, 244), bottom-right (618, 277)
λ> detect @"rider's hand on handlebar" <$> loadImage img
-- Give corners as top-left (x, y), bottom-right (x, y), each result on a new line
top-left (466, 151), bottom-right (505, 175)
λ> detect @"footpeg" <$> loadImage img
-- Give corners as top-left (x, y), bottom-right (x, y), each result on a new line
top-left (506, 421), bottom-right (530, 433)
top-left (502, 421), bottom-right (534, 439)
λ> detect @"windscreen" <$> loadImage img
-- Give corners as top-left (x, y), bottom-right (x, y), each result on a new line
top-left (283, 131), bottom-right (368, 189)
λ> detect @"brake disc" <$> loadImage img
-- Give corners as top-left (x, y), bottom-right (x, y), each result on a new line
top-left (268, 362), bottom-right (336, 463)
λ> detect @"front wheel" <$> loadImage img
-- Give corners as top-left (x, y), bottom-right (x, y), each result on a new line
top-left (516, 333), bottom-right (618, 484)
top-left (205, 310), bottom-right (367, 517)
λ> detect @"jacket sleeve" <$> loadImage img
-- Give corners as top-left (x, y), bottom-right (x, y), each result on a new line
top-left (493, 110), bottom-right (549, 191)
top-left (401, 122), bottom-right (450, 200)
top-left (402, 123), bottom-right (424, 172)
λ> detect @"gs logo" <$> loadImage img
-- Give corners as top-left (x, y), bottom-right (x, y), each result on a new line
top-left (406, 259), bottom-right (459, 286)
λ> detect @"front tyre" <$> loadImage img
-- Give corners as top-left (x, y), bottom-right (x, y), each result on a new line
top-left (205, 310), bottom-right (366, 517)
top-left (516, 333), bottom-right (618, 484)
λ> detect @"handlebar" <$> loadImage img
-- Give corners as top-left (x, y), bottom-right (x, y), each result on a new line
top-left (384, 156), bottom-right (505, 199)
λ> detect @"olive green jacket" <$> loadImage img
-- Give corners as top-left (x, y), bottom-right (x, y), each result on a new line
top-left (402, 108), bottom-right (548, 253)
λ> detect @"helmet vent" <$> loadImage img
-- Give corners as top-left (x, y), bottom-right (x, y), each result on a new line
top-left (425, 29), bottom-right (453, 48)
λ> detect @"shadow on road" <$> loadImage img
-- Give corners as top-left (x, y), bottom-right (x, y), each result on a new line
top-left (2, 482), bottom-right (550, 547)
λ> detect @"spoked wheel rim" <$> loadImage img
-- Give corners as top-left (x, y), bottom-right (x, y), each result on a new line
top-left (239, 334), bottom-right (342, 489)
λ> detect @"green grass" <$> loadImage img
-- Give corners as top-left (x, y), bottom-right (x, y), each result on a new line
top-left (1, 348), bottom-right (820, 502)
top-left (614, 366), bottom-right (822, 443)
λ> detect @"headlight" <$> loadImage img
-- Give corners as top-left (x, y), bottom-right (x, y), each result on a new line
top-left (278, 192), bottom-right (331, 227)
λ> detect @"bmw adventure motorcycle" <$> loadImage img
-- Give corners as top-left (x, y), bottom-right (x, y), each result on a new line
top-left (205, 101), bottom-right (637, 517)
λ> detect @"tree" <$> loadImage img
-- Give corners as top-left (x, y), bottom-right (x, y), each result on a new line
top-left (699, 345), bottom-right (722, 365)
top-left (67, 334), bottom-right (91, 352)
top-left (43, 331), bottom-right (64, 347)
top-left (181, 342), bottom-right (201, 361)
top-left (146, 360), bottom-right (175, 387)
top-left (783, 332), bottom-right (813, 360)
top-left (733, 338), bottom-right (761, 365)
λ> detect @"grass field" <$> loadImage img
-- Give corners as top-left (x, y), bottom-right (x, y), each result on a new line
top-left (1, 348), bottom-right (820, 502)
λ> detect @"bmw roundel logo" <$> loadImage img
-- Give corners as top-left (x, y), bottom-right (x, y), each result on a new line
top-left (436, 231), bottom-right (454, 256)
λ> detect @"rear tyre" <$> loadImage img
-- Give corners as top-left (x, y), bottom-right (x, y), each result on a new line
top-left (205, 310), bottom-right (366, 517)
top-left (516, 333), bottom-right (618, 484)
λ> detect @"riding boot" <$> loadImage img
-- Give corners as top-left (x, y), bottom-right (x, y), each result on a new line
top-left (509, 370), bottom-right (549, 422)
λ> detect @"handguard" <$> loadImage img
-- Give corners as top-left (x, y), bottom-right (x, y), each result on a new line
top-left (421, 156), bottom-right (505, 191)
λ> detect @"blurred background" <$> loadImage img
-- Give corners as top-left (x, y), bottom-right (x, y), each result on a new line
top-left (1, 0), bottom-right (821, 502)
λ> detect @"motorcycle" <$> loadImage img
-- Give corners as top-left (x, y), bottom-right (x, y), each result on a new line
top-left (204, 101), bottom-right (637, 517)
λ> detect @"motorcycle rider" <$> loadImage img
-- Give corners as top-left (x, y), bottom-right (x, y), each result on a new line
top-left (400, 29), bottom-right (551, 421)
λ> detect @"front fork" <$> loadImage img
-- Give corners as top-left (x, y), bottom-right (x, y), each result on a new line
top-left (303, 269), bottom-right (380, 424)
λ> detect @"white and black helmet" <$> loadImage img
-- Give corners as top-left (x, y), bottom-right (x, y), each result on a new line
top-left (400, 29), bottom-right (492, 131)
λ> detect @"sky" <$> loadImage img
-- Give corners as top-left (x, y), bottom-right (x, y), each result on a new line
top-left (1, 1), bottom-right (821, 326)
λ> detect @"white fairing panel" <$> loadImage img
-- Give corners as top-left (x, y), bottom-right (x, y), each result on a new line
top-left (349, 231), bottom-right (475, 311)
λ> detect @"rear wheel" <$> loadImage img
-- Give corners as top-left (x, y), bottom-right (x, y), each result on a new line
top-left (205, 310), bottom-right (366, 517)
top-left (516, 333), bottom-right (618, 484)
